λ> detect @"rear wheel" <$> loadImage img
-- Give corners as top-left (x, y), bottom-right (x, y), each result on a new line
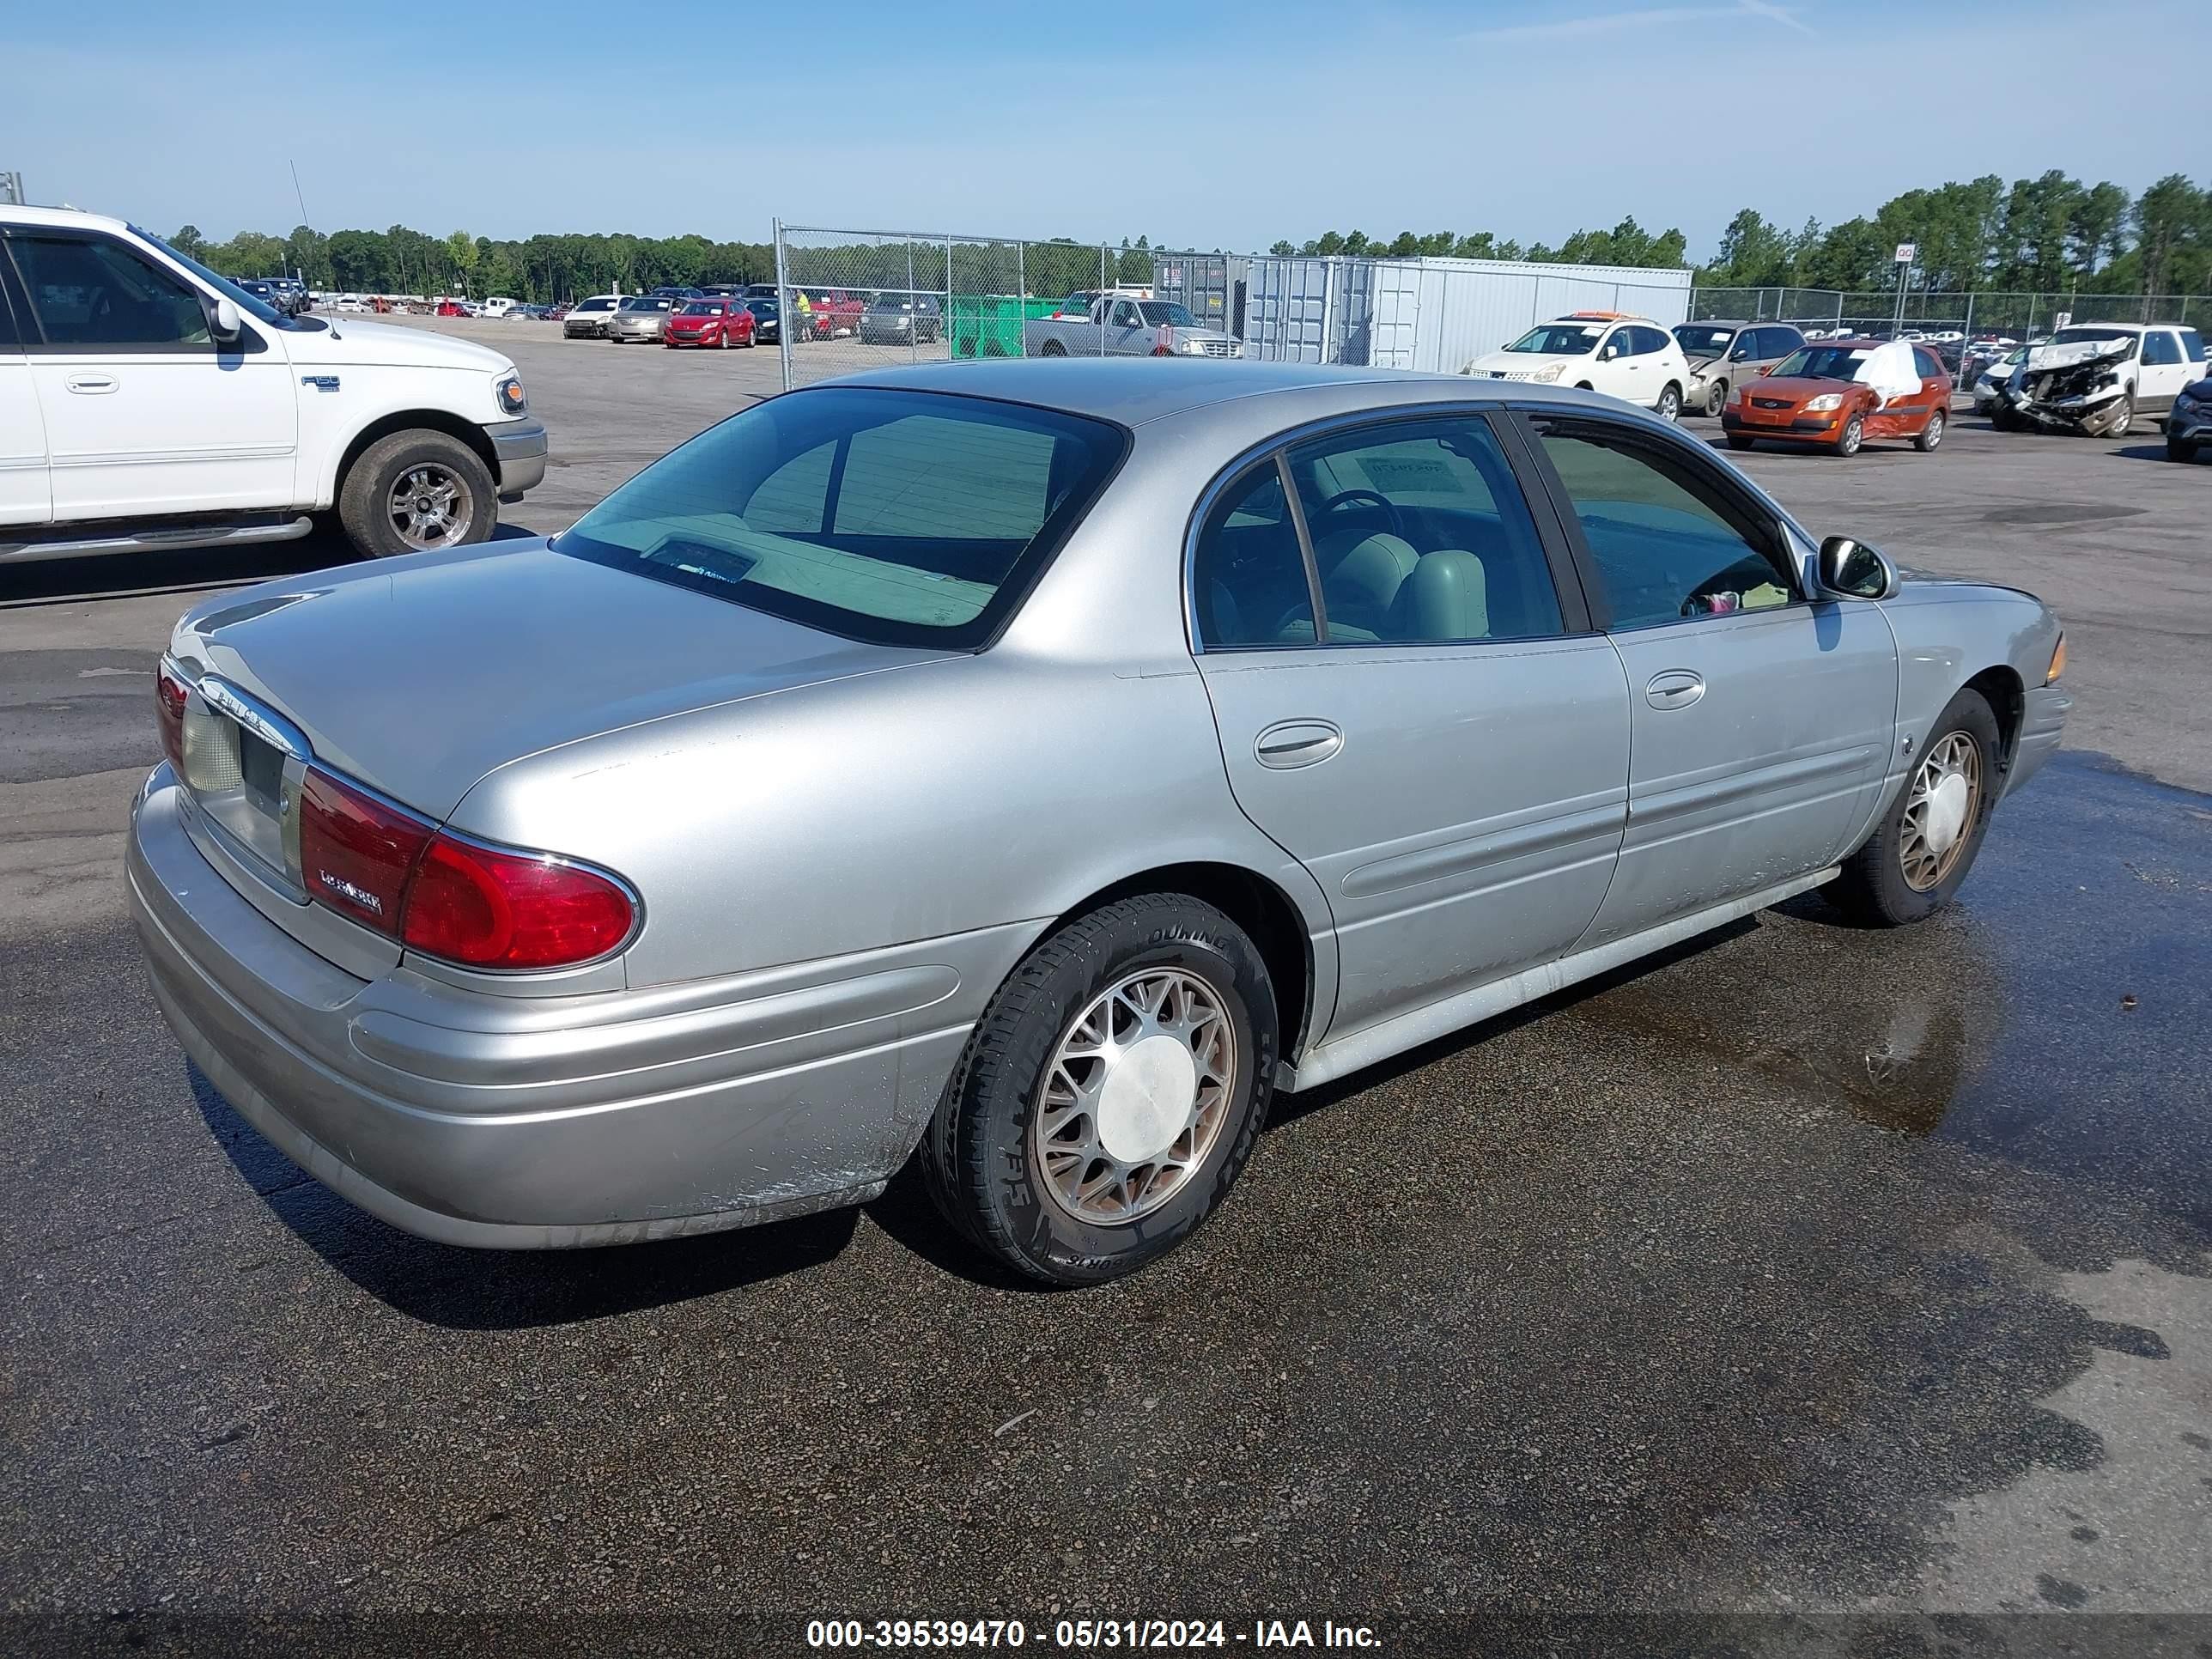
top-left (1914, 409), bottom-right (1946, 452)
top-left (1038, 339), bottom-right (1067, 357)
top-left (1654, 382), bottom-right (1682, 422)
top-left (923, 893), bottom-right (1277, 1286)
top-left (337, 430), bottom-right (497, 559)
top-left (1829, 690), bottom-right (2001, 927)
top-left (1835, 413), bottom-right (1865, 457)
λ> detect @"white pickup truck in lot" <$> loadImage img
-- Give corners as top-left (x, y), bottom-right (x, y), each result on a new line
top-left (1024, 293), bottom-right (1244, 358)
top-left (0, 205), bottom-right (547, 562)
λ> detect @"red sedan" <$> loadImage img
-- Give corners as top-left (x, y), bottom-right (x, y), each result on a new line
top-left (1723, 338), bottom-right (1953, 456)
top-left (663, 299), bottom-right (757, 349)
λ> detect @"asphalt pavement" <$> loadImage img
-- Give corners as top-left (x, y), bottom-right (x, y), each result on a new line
top-left (3, 335), bottom-right (2209, 1655)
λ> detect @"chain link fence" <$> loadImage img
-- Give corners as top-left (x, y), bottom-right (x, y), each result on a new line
top-left (1691, 285), bottom-right (2203, 339)
top-left (773, 222), bottom-right (1699, 391)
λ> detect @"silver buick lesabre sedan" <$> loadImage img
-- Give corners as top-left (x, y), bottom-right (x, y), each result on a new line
top-left (129, 360), bottom-right (2071, 1285)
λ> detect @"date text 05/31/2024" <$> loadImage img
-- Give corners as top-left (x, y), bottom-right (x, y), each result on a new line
top-left (805, 1619), bottom-right (1384, 1650)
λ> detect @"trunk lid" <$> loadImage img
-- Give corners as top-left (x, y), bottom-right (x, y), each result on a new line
top-left (174, 538), bottom-right (948, 821)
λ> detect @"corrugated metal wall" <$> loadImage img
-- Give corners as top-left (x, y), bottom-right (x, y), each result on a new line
top-left (1226, 254), bottom-right (1695, 372)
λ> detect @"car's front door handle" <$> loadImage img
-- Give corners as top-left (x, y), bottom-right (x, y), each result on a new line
top-left (1645, 670), bottom-right (1705, 710)
top-left (65, 374), bottom-right (118, 394)
top-left (1255, 720), bottom-right (1343, 769)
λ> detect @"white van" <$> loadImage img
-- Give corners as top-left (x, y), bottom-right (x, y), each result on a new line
top-left (0, 205), bottom-right (546, 561)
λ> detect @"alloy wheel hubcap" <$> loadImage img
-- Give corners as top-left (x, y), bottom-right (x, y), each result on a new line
top-left (388, 464), bottom-right (470, 550)
top-left (1033, 968), bottom-right (1237, 1225)
top-left (1899, 731), bottom-right (1982, 891)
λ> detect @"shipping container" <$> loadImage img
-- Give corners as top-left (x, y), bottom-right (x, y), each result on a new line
top-left (1214, 252), bottom-right (1694, 372)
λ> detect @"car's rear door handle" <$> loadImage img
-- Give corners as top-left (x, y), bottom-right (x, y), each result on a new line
top-left (65, 374), bottom-right (118, 394)
top-left (1255, 720), bottom-right (1343, 769)
top-left (1644, 670), bottom-right (1705, 710)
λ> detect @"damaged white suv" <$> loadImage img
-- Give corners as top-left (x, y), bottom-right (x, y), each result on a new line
top-left (1, 205), bottom-right (547, 563)
top-left (1994, 321), bottom-right (2207, 437)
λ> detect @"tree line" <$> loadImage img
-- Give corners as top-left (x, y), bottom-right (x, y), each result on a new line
top-left (170, 168), bottom-right (2209, 301)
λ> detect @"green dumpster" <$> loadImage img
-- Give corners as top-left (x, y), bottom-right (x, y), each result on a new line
top-left (949, 295), bottom-right (1061, 359)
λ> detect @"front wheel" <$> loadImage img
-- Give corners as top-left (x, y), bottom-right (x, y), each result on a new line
top-left (1914, 409), bottom-right (1947, 452)
top-left (1725, 433), bottom-right (1755, 452)
top-left (1829, 690), bottom-right (2001, 927)
top-left (1653, 382), bottom-right (1681, 422)
top-left (923, 893), bottom-right (1278, 1286)
top-left (337, 429), bottom-right (497, 559)
top-left (2106, 393), bottom-right (2133, 438)
top-left (1834, 413), bottom-right (1865, 457)
top-left (1705, 380), bottom-right (1729, 417)
top-left (2170, 434), bottom-right (2199, 463)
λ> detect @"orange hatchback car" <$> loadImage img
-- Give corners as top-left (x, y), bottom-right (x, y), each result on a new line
top-left (1723, 338), bottom-right (1953, 457)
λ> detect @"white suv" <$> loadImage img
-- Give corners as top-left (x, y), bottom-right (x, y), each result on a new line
top-left (1463, 313), bottom-right (1694, 420)
top-left (0, 205), bottom-right (546, 562)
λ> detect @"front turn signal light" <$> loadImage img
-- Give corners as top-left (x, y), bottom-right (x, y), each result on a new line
top-left (2047, 633), bottom-right (2067, 684)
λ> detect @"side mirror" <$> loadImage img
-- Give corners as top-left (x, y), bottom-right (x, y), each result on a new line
top-left (1600, 344), bottom-right (1619, 362)
top-left (1819, 534), bottom-right (1899, 600)
top-left (210, 296), bottom-right (242, 344)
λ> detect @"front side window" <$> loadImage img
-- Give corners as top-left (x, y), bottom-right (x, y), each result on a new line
top-left (1283, 417), bottom-right (1562, 644)
top-left (1110, 300), bottom-right (1143, 329)
top-left (1534, 422), bottom-right (1796, 629)
top-left (2142, 331), bottom-right (2182, 366)
top-left (7, 234), bottom-right (213, 349)
top-left (556, 387), bottom-right (1126, 648)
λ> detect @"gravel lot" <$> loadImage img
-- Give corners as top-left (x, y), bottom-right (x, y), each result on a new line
top-left (3, 325), bottom-right (2209, 1654)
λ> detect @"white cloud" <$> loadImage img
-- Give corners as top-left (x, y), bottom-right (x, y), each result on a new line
top-left (1463, 0), bottom-right (1809, 43)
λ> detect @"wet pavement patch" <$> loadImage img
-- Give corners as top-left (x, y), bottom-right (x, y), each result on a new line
top-left (0, 753), bottom-right (2207, 1632)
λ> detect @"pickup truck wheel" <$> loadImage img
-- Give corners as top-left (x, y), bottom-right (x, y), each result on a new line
top-left (923, 893), bottom-right (1276, 1286)
top-left (1829, 690), bottom-right (2000, 927)
top-left (1038, 339), bottom-right (1066, 357)
top-left (339, 430), bottom-right (496, 558)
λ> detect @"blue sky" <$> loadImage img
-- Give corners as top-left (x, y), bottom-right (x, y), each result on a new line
top-left (10, 0), bottom-right (2205, 258)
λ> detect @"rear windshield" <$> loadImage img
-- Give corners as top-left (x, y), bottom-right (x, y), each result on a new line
top-left (555, 388), bottom-right (1127, 648)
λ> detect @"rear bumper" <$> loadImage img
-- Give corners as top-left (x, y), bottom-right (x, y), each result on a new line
top-left (127, 768), bottom-right (1012, 1249)
top-left (484, 416), bottom-right (547, 500)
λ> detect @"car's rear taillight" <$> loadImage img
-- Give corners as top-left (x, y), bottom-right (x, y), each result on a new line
top-left (298, 765), bottom-right (635, 969)
top-left (402, 835), bottom-right (635, 969)
top-left (299, 768), bottom-right (434, 933)
top-left (155, 664), bottom-right (188, 771)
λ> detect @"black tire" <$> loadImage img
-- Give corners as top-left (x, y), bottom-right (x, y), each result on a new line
top-left (1835, 413), bottom-right (1865, 457)
top-left (923, 894), bottom-right (1278, 1286)
top-left (2170, 434), bottom-right (2199, 463)
top-left (1725, 434), bottom-right (1755, 452)
top-left (336, 429), bottom-right (497, 560)
top-left (1038, 339), bottom-right (1066, 357)
top-left (1705, 379), bottom-right (1729, 417)
top-left (1990, 404), bottom-right (2021, 432)
top-left (1914, 408), bottom-right (1946, 453)
top-left (1654, 382), bottom-right (1681, 422)
top-left (1828, 689), bottom-right (2002, 927)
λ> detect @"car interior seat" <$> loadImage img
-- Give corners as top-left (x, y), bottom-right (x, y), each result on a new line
top-left (1312, 530), bottom-right (1420, 636)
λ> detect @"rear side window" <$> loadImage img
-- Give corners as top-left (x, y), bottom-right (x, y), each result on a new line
top-left (1192, 465), bottom-right (1316, 647)
top-left (2182, 330), bottom-right (2207, 364)
top-left (556, 387), bottom-right (1126, 648)
top-left (1912, 347), bottom-right (1942, 379)
top-left (2142, 331), bottom-right (2182, 366)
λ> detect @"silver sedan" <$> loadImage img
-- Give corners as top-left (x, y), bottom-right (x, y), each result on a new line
top-left (130, 361), bottom-right (2072, 1285)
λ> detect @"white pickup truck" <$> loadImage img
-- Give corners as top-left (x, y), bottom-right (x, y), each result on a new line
top-left (1023, 292), bottom-right (1244, 359)
top-left (0, 205), bottom-right (547, 562)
